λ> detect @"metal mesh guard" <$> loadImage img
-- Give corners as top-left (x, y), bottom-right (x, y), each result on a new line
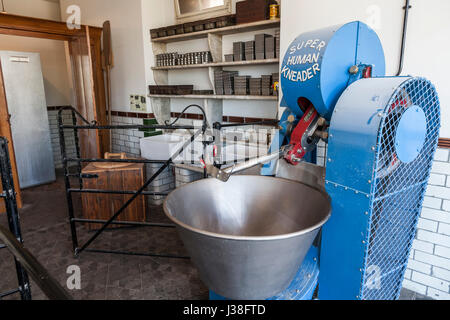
top-left (360, 78), bottom-right (441, 300)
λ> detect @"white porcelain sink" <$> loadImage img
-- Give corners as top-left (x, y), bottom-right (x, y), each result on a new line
top-left (140, 134), bottom-right (186, 161)
top-left (140, 134), bottom-right (268, 164)
top-left (140, 133), bottom-right (207, 163)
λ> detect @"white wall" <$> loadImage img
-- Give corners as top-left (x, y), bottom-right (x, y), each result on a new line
top-left (61, 0), bottom-right (278, 118)
top-left (60, 0), bottom-right (148, 113)
top-left (281, 0), bottom-right (450, 138)
top-left (0, 0), bottom-right (72, 106)
top-left (142, 0), bottom-right (278, 119)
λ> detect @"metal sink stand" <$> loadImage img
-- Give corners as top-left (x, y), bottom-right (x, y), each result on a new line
top-left (59, 106), bottom-right (275, 259)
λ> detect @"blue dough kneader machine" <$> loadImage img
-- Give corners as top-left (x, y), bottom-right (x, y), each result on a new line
top-left (164, 21), bottom-right (441, 300)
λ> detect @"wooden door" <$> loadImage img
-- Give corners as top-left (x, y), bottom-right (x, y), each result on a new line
top-left (0, 15), bottom-right (108, 213)
top-left (66, 31), bottom-right (100, 159)
top-left (0, 61), bottom-right (22, 211)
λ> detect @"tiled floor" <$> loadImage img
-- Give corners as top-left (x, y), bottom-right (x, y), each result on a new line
top-left (0, 172), bottom-right (427, 301)
top-left (0, 171), bottom-right (208, 300)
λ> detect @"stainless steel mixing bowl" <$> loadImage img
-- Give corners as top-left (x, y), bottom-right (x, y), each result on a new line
top-left (163, 175), bottom-right (331, 300)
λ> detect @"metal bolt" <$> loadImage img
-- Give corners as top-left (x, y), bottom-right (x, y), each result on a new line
top-left (365, 212), bottom-right (369, 215)
top-left (349, 65), bottom-right (359, 75)
top-left (328, 158), bottom-right (332, 162)
top-left (371, 147), bottom-right (376, 151)
top-left (368, 180), bottom-right (372, 184)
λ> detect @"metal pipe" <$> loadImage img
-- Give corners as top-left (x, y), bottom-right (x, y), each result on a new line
top-left (68, 189), bottom-right (169, 196)
top-left (72, 218), bottom-right (175, 228)
top-left (213, 120), bottom-right (278, 130)
top-left (397, 0), bottom-right (411, 76)
top-left (58, 111), bottom-right (79, 252)
top-left (72, 110), bottom-right (83, 190)
top-left (65, 158), bottom-right (166, 164)
top-left (0, 288), bottom-right (20, 299)
top-left (84, 248), bottom-right (189, 260)
top-left (0, 137), bottom-right (32, 300)
top-left (61, 124), bottom-right (197, 130)
top-left (207, 150), bottom-right (283, 182)
top-left (224, 150), bottom-right (282, 175)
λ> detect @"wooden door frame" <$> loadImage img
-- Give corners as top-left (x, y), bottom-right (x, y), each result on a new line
top-left (0, 13), bottom-right (108, 208)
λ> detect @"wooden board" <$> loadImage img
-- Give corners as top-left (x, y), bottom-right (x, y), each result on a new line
top-left (81, 162), bottom-right (146, 230)
top-left (152, 18), bottom-right (280, 43)
top-left (152, 58), bottom-right (279, 70)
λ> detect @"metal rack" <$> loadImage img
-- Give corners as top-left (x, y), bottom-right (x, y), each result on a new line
top-left (0, 137), bottom-right (31, 300)
top-left (59, 106), bottom-right (276, 259)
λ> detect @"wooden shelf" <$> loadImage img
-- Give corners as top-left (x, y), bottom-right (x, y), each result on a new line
top-left (149, 19), bottom-right (281, 125)
top-left (148, 94), bottom-right (278, 101)
top-left (152, 19), bottom-right (280, 44)
top-left (152, 58), bottom-right (279, 70)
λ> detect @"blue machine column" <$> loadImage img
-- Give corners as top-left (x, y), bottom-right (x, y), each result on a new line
top-left (319, 77), bottom-right (441, 300)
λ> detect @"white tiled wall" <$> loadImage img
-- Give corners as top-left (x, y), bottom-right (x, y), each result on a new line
top-left (111, 116), bottom-right (145, 158)
top-left (403, 148), bottom-right (450, 300)
top-left (47, 109), bottom-right (77, 169)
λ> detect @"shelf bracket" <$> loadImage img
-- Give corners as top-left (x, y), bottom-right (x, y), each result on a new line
top-left (208, 33), bottom-right (223, 63)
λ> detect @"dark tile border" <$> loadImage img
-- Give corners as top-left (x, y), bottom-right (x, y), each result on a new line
top-left (47, 105), bottom-right (72, 111)
top-left (53, 108), bottom-right (449, 144)
top-left (438, 138), bottom-right (450, 149)
top-left (111, 110), bottom-right (278, 126)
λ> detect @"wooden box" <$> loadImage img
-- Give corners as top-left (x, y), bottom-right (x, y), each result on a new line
top-left (236, 0), bottom-right (270, 24)
top-left (81, 153), bottom-right (146, 230)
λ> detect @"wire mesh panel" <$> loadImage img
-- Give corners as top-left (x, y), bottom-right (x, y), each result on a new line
top-left (361, 78), bottom-right (441, 300)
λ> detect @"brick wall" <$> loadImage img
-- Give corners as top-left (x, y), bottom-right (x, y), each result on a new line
top-left (47, 109), bottom-right (77, 169)
top-left (402, 148), bottom-right (450, 300)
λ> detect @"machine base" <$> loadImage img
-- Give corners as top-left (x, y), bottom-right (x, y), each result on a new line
top-left (209, 246), bottom-right (319, 301)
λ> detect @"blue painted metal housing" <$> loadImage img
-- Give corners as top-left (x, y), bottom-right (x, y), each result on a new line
top-left (281, 21), bottom-right (385, 120)
top-left (319, 77), bottom-right (441, 300)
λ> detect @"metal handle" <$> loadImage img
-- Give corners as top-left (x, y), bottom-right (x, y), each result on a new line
top-left (104, 152), bottom-right (126, 159)
top-left (207, 150), bottom-right (283, 182)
